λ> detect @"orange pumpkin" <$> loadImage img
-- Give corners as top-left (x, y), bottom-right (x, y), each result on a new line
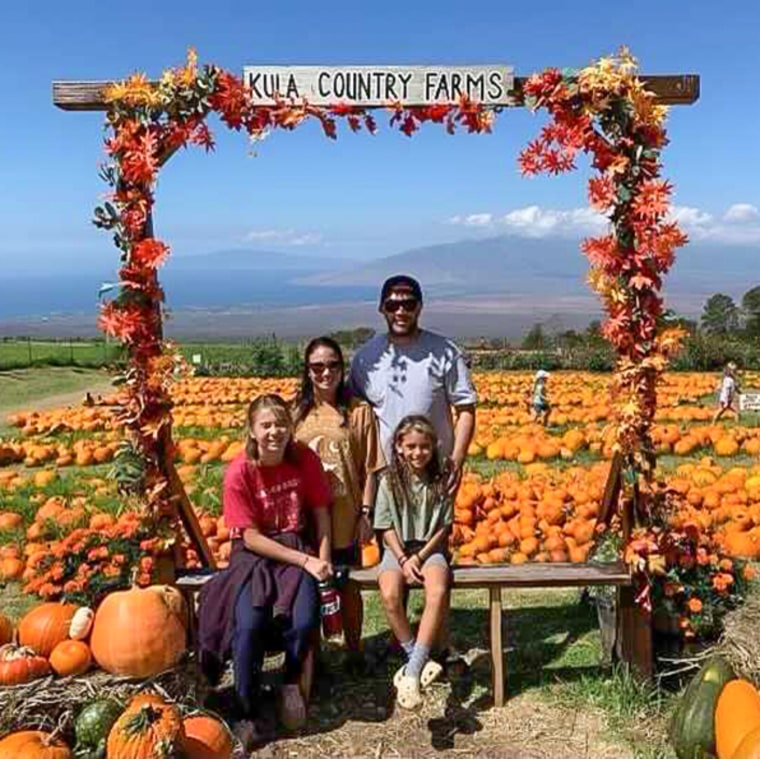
top-left (0, 614), bottom-right (13, 646)
top-left (715, 679), bottom-right (760, 759)
top-left (733, 724), bottom-right (760, 759)
top-left (181, 714), bottom-right (233, 759)
top-left (361, 541), bottom-right (380, 568)
top-left (90, 586), bottom-right (187, 677)
top-left (0, 644), bottom-right (51, 685)
top-left (106, 692), bottom-right (184, 759)
top-left (0, 730), bottom-right (71, 759)
top-left (0, 557), bottom-right (25, 580)
top-left (49, 639), bottom-right (92, 678)
top-left (0, 512), bottom-right (22, 531)
top-left (18, 603), bottom-right (78, 657)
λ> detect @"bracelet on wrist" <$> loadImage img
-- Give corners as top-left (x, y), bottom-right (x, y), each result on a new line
top-left (398, 553), bottom-right (409, 567)
top-left (360, 505), bottom-right (373, 517)
top-left (302, 554), bottom-right (310, 568)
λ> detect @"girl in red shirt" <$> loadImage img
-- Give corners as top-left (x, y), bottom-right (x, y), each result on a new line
top-left (222, 394), bottom-right (333, 742)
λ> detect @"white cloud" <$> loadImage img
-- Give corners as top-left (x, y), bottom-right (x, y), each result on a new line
top-left (668, 206), bottom-right (713, 227)
top-left (449, 204), bottom-right (607, 238)
top-left (448, 213), bottom-right (493, 227)
top-left (447, 202), bottom-right (760, 245)
top-left (243, 229), bottom-right (323, 246)
top-left (723, 204), bottom-right (760, 223)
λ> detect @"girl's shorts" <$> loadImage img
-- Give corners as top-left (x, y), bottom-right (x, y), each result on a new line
top-left (378, 545), bottom-right (449, 575)
top-left (533, 400), bottom-right (550, 413)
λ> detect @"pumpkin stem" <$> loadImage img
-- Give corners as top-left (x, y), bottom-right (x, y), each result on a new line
top-left (125, 704), bottom-right (165, 735)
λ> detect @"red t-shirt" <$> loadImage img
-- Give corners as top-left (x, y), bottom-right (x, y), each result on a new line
top-left (223, 445), bottom-right (332, 537)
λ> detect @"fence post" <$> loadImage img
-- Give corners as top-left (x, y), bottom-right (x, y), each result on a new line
top-left (70, 340), bottom-right (75, 364)
top-left (27, 337), bottom-right (32, 366)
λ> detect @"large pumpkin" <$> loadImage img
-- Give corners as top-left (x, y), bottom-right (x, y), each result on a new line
top-left (0, 730), bottom-right (71, 759)
top-left (18, 602), bottom-right (78, 657)
top-left (49, 639), bottom-right (92, 678)
top-left (181, 714), bottom-right (233, 759)
top-left (0, 613), bottom-right (13, 646)
top-left (106, 693), bottom-right (184, 759)
top-left (715, 679), bottom-right (760, 759)
top-left (0, 644), bottom-right (51, 686)
top-left (733, 724), bottom-right (760, 759)
top-left (90, 586), bottom-right (186, 677)
top-left (669, 655), bottom-right (734, 759)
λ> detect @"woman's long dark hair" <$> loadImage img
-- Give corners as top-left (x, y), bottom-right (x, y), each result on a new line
top-left (384, 415), bottom-right (447, 513)
top-left (292, 336), bottom-right (352, 428)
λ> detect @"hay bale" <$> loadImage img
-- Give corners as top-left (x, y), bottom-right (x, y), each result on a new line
top-left (715, 587), bottom-right (760, 687)
top-left (0, 658), bottom-right (205, 739)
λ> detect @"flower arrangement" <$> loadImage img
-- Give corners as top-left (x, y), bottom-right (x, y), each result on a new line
top-left (624, 490), bottom-right (755, 639)
top-left (22, 512), bottom-right (174, 607)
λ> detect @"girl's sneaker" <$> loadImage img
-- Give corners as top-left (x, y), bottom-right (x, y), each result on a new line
top-left (278, 683), bottom-right (307, 731)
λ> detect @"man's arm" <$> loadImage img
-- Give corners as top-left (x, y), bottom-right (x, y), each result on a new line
top-left (447, 403), bottom-right (475, 494)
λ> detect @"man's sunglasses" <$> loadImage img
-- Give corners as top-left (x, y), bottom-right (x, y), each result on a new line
top-left (308, 360), bottom-right (342, 374)
top-left (383, 298), bottom-right (419, 313)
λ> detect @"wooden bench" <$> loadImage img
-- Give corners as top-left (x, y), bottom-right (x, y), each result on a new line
top-left (177, 561), bottom-right (644, 707)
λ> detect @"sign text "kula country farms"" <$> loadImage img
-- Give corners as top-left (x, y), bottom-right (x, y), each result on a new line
top-left (242, 65), bottom-right (515, 106)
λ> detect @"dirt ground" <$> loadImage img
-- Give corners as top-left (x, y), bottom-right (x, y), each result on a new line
top-left (210, 642), bottom-right (634, 759)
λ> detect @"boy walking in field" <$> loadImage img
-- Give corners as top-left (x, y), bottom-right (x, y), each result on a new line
top-left (531, 370), bottom-right (551, 426)
top-left (713, 362), bottom-right (741, 423)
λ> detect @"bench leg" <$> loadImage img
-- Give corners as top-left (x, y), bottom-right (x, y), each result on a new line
top-left (616, 585), bottom-right (653, 681)
top-left (489, 587), bottom-right (506, 707)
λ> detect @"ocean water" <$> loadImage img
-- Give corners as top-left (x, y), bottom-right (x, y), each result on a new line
top-left (0, 270), bottom-right (377, 319)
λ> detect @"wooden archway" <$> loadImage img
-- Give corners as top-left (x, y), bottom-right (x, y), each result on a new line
top-left (52, 53), bottom-right (699, 580)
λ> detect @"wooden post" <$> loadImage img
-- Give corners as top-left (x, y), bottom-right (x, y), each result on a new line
top-left (489, 586), bottom-right (505, 706)
top-left (616, 584), bottom-right (653, 681)
top-left (598, 451), bottom-right (623, 528)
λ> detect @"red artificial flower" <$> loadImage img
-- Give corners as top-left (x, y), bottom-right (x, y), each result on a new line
top-left (131, 238), bottom-right (170, 269)
top-left (632, 179), bottom-right (673, 222)
top-left (588, 176), bottom-right (616, 211)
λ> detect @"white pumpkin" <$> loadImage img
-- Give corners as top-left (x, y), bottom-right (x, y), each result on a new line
top-left (68, 607), bottom-right (94, 641)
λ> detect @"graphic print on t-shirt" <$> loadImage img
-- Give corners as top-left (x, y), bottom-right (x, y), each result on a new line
top-left (255, 476), bottom-right (302, 534)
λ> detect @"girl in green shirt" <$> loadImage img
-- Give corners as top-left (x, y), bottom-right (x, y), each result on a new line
top-left (373, 415), bottom-right (453, 710)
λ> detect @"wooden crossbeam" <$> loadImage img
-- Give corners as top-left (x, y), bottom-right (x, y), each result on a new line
top-left (52, 74), bottom-right (699, 111)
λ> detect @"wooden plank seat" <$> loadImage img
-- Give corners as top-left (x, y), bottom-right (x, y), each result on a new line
top-left (176, 561), bottom-right (633, 707)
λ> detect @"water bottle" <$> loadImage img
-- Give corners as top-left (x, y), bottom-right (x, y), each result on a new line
top-left (317, 579), bottom-right (343, 641)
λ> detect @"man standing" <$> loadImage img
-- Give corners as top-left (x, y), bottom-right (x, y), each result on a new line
top-left (350, 274), bottom-right (476, 496)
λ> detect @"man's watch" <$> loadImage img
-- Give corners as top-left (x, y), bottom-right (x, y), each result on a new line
top-left (360, 505), bottom-right (373, 517)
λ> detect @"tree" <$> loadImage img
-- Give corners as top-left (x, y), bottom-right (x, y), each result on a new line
top-left (742, 286), bottom-right (760, 337)
top-left (521, 323), bottom-right (547, 350)
top-left (701, 293), bottom-right (739, 335)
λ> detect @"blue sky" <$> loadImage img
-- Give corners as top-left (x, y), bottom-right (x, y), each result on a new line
top-left (1, 0), bottom-right (759, 276)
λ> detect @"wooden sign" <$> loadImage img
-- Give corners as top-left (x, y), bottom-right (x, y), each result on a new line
top-left (242, 65), bottom-right (515, 106)
top-left (740, 391), bottom-right (760, 411)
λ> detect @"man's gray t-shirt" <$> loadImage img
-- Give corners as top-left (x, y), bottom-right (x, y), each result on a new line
top-left (349, 330), bottom-right (477, 460)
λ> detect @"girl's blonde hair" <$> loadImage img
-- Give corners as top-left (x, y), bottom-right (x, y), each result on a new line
top-left (385, 415), bottom-right (447, 511)
top-left (244, 394), bottom-right (299, 464)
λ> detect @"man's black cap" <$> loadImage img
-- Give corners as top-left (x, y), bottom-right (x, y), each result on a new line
top-left (379, 274), bottom-right (423, 306)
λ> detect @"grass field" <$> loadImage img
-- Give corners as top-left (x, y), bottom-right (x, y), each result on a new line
top-left (0, 339), bottom-right (122, 370)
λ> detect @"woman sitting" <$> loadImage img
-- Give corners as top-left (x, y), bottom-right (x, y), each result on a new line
top-left (198, 394), bottom-right (333, 746)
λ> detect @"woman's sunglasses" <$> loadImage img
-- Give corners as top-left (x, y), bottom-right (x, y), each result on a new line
top-left (383, 298), bottom-right (418, 313)
top-left (308, 360), bottom-right (343, 374)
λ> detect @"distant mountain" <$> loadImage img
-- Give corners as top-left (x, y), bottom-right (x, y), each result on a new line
top-left (303, 234), bottom-right (760, 298)
top-left (301, 236), bottom-right (586, 295)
